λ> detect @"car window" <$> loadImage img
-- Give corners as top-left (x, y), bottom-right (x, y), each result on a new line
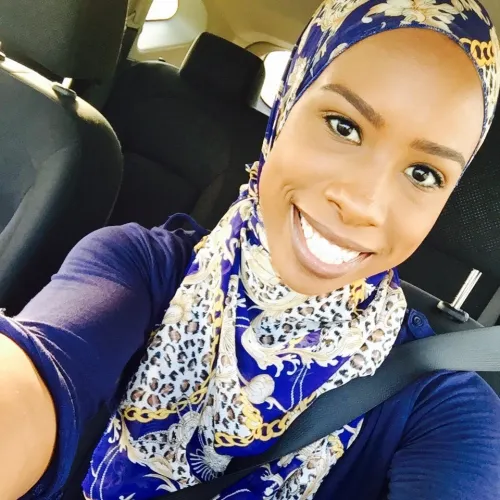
top-left (261, 50), bottom-right (291, 108)
top-left (138, 0), bottom-right (207, 53)
top-left (146, 0), bottom-right (179, 22)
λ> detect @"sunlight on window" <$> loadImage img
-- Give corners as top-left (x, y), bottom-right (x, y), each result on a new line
top-left (146, 0), bottom-right (179, 21)
top-left (260, 51), bottom-right (291, 108)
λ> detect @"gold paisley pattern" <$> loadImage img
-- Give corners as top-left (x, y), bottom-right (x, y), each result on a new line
top-left (363, 0), bottom-right (460, 32)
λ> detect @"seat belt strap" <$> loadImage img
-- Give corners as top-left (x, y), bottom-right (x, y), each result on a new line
top-left (118, 25), bottom-right (139, 70)
top-left (80, 6), bottom-right (142, 108)
top-left (479, 286), bottom-right (500, 326)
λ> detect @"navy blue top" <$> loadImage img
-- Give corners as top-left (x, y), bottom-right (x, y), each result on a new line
top-left (2, 219), bottom-right (499, 499)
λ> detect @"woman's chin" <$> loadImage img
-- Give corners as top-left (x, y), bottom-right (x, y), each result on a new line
top-left (273, 257), bottom-right (355, 296)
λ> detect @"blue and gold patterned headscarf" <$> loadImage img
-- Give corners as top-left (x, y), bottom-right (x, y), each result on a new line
top-left (84, 2), bottom-right (500, 499)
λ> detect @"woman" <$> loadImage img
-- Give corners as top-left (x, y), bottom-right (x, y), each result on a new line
top-left (1, 0), bottom-right (500, 498)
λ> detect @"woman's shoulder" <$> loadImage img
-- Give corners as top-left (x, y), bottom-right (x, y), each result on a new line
top-left (412, 370), bottom-right (499, 412)
top-left (76, 217), bottom-right (204, 267)
top-left (372, 370), bottom-right (500, 438)
top-left (405, 370), bottom-right (500, 439)
top-left (68, 216), bottom-right (204, 285)
top-left (392, 372), bottom-right (500, 497)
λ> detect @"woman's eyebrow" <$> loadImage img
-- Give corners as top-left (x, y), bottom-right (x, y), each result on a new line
top-left (411, 139), bottom-right (466, 169)
top-left (320, 83), bottom-right (385, 128)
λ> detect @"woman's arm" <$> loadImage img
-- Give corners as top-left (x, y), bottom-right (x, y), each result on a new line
top-left (0, 335), bottom-right (56, 499)
top-left (388, 372), bottom-right (500, 499)
top-left (0, 223), bottom-right (197, 499)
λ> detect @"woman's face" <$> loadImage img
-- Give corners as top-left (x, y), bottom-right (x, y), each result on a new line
top-left (259, 28), bottom-right (485, 296)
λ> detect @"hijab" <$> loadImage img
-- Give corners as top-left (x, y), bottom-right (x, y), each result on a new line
top-left (84, 1), bottom-right (500, 499)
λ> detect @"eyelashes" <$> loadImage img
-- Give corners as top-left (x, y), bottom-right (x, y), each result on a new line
top-left (324, 114), bottom-right (362, 145)
top-left (404, 164), bottom-right (445, 190)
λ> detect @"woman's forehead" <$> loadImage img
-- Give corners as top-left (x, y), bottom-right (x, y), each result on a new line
top-left (314, 27), bottom-right (484, 101)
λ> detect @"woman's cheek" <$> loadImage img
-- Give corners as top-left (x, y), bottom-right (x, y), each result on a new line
top-left (387, 209), bottom-right (436, 265)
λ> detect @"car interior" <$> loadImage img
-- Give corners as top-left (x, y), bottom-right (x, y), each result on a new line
top-left (0, 0), bottom-right (499, 497)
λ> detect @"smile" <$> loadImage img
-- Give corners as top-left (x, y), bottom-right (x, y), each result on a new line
top-left (291, 206), bottom-right (373, 280)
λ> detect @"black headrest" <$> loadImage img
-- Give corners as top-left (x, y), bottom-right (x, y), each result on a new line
top-left (0, 0), bottom-right (127, 80)
top-left (426, 113), bottom-right (500, 279)
top-left (180, 32), bottom-right (265, 106)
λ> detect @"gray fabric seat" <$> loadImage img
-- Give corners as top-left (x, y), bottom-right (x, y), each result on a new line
top-left (0, 0), bottom-right (127, 313)
top-left (105, 32), bottom-right (268, 230)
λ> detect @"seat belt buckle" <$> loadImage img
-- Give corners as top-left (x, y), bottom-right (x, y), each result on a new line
top-left (437, 300), bottom-right (470, 323)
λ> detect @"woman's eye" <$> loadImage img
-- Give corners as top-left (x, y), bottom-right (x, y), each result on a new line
top-left (405, 164), bottom-right (445, 190)
top-left (326, 115), bottom-right (361, 145)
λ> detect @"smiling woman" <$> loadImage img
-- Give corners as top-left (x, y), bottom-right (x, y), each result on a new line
top-left (78, 2), bottom-right (499, 499)
top-left (1, 1), bottom-right (500, 500)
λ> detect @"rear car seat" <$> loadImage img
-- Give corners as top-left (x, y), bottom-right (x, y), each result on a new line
top-left (105, 32), bottom-right (268, 230)
top-left (0, 0), bottom-right (127, 313)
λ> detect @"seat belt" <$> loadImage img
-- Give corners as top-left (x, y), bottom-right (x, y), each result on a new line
top-left (156, 326), bottom-right (500, 500)
top-left (80, 6), bottom-right (141, 108)
top-left (117, 25), bottom-right (139, 71)
top-left (479, 286), bottom-right (500, 326)
top-left (118, 0), bottom-right (153, 70)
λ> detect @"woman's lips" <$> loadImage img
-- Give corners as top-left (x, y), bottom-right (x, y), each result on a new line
top-left (290, 206), bottom-right (372, 280)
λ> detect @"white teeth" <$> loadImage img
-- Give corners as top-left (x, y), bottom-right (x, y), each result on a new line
top-left (299, 214), bottom-right (360, 265)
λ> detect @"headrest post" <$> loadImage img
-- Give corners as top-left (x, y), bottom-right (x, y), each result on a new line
top-left (434, 270), bottom-right (482, 324)
top-left (452, 270), bottom-right (482, 310)
top-left (62, 78), bottom-right (73, 89)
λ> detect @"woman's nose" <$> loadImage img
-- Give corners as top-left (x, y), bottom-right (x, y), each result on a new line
top-left (325, 171), bottom-right (389, 228)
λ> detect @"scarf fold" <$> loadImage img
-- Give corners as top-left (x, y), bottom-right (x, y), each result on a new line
top-left (83, 1), bottom-right (499, 499)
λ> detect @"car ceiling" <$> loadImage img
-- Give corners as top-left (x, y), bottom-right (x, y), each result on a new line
top-left (209, 0), bottom-right (500, 48)
top-left (136, 1), bottom-right (500, 67)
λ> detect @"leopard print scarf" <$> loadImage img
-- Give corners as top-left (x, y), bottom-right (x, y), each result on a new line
top-left (83, 164), bottom-right (405, 499)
